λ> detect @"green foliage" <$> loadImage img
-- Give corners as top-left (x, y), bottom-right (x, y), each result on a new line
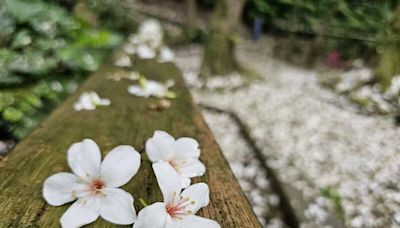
top-left (244, 0), bottom-right (397, 58)
top-left (320, 187), bottom-right (344, 216)
top-left (0, 0), bottom-right (122, 139)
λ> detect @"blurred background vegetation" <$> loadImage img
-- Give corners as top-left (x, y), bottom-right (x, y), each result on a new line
top-left (1, 0), bottom-right (400, 142)
top-left (0, 0), bottom-right (122, 140)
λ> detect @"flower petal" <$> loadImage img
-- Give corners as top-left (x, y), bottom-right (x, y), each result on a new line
top-left (179, 159), bottom-right (206, 178)
top-left (180, 183), bottom-right (210, 214)
top-left (180, 175), bottom-right (191, 189)
top-left (133, 202), bottom-right (169, 228)
top-left (178, 215), bottom-right (220, 228)
top-left (78, 93), bottom-right (96, 110)
top-left (100, 188), bottom-right (136, 225)
top-left (128, 85), bottom-right (148, 97)
top-left (43, 172), bottom-right (84, 206)
top-left (146, 130), bottom-right (175, 162)
top-left (137, 44), bottom-right (156, 59)
top-left (173, 137), bottom-right (200, 159)
top-left (100, 145), bottom-right (141, 188)
top-left (67, 139), bottom-right (101, 180)
top-left (146, 81), bottom-right (167, 98)
top-left (60, 196), bottom-right (100, 228)
top-left (153, 162), bottom-right (182, 203)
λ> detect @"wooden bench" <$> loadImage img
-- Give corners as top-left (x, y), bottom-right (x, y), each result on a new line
top-left (0, 58), bottom-right (262, 227)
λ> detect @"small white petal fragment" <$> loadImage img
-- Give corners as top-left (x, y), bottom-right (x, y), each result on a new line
top-left (137, 19), bottom-right (163, 49)
top-left (157, 46), bottom-right (175, 63)
top-left (114, 54), bottom-right (132, 67)
top-left (128, 79), bottom-right (175, 99)
top-left (137, 44), bottom-right (156, 59)
top-left (100, 188), bottom-right (137, 225)
top-left (73, 91), bottom-right (110, 111)
top-left (100, 145), bottom-right (141, 188)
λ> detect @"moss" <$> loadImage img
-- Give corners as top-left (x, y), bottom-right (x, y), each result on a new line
top-left (375, 6), bottom-right (400, 89)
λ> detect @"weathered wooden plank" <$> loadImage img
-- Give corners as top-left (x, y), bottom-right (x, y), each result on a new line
top-left (0, 59), bottom-right (262, 227)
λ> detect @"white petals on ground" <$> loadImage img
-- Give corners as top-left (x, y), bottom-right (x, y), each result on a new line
top-left (128, 78), bottom-right (176, 99)
top-left (133, 162), bottom-right (220, 228)
top-left (137, 44), bottom-right (156, 59)
top-left (136, 19), bottom-right (163, 49)
top-left (123, 19), bottom-right (175, 62)
top-left (157, 47), bottom-right (175, 63)
top-left (145, 130), bottom-right (205, 188)
top-left (43, 139), bottom-right (140, 227)
top-left (114, 54), bottom-right (132, 67)
top-left (73, 91), bottom-right (110, 111)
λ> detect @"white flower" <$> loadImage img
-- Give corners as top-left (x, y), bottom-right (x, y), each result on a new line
top-left (145, 130), bottom-right (205, 188)
top-left (73, 92), bottom-right (110, 111)
top-left (137, 19), bottom-right (163, 49)
top-left (136, 44), bottom-right (156, 59)
top-left (114, 54), bottom-right (132, 67)
top-left (157, 47), bottom-right (175, 63)
top-left (43, 139), bottom-right (141, 227)
top-left (128, 78), bottom-right (176, 99)
top-left (133, 162), bottom-right (220, 228)
top-left (123, 43), bottom-right (136, 55)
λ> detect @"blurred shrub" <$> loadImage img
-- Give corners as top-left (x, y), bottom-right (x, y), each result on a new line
top-left (0, 0), bottom-right (122, 139)
top-left (242, 0), bottom-right (397, 59)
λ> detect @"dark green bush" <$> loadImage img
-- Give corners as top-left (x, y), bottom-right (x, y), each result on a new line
top-left (0, 0), bottom-right (122, 139)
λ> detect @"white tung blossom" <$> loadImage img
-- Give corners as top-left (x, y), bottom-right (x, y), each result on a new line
top-left (128, 78), bottom-right (175, 99)
top-left (133, 162), bottom-right (220, 228)
top-left (136, 44), bottom-right (156, 59)
top-left (43, 139), bottom-right (141, 227)
top-left (114, 54), bottom-right (132, 67)
top-left (136, 19), bottom-right (163, 49)
top-left (145, 130), bottom-right (205, 188)
top-left (157, 46), bottom-right (175, 63)
top-left (73, 91), bottom-right (110, 111)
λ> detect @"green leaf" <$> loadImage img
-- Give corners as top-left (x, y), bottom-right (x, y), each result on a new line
top-left (75, 29), bottom-right (122, 48)
top-left (2, 107), bottom-right (23, 122)
top-left (0, 11), bottom-right (16, 42)
top-left (7, 52), bottom-right (58, 75)
top-left (139, 75), bottom-right (148, 89)
top-left (11, 30), bottom-right (32, 49)
top-left (57, 46), bottom-right (101, 71)
top-left (164, 91), bottom-right (177, 99)
top-left (5, 0), bottom-right (45, 22)
top-left (0, 68), bottom-right (24, 86)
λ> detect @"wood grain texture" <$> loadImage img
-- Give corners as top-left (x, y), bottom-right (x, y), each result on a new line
top-left (0, 59), bottom-right (262, 228)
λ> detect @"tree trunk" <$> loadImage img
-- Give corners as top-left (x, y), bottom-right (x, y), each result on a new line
top-left (201, 0), bottom-right (245, 76)
top-left (375, 5), bottom-right (400, 89)
top-left (186, 0), bottom-right (197, 28)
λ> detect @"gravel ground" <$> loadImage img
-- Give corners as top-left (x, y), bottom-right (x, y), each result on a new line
top-left (174, 38), bottom-right (400, 228)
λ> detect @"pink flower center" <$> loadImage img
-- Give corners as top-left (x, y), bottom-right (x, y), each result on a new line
top-left (169, 160), bottom-right (180, 172)
top-left (166, 196), bottom-right (194, 219)
top-left (89, 179), bottom-right (105, 194)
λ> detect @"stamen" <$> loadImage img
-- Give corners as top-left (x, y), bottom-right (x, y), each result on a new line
top-left (89, 179), bottom-right (105, 195)
top-left (166, 196), bottom-right (195, 219)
